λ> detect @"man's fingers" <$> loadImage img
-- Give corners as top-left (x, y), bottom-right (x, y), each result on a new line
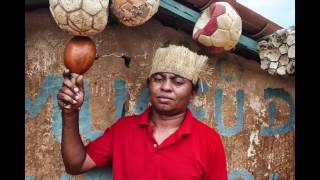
top-left (58, 92), bottom-right (78, 105)
top-left (76, 75), bottom-right (84, 90)
top-left (58, 70), bottom-right (83, 113)
top-left (63, 79), bottom-right (79, 94)
top-left (61, 86), bottom-right (79, 100)
top-left (58, 100), bottom-right (72, 110)
top-left (63, 69), bottom-right (71, 79)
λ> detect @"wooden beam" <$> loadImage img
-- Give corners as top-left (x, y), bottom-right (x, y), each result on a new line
top-left (159, 0), bottom-right (258, 55)
top-left (159, 0), bottom-right (200, 22)
top-left (25, 0), bottom-right (48, 10)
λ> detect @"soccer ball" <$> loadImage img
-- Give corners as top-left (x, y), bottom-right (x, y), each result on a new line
top-left (193, 2), bottom-right (242, 54)
top-left (49, 0), bottom-right (109, 36)
top-left (111, 0), bottom-right (160, 26)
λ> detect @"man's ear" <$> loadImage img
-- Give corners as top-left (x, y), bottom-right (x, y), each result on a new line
top-left (191, 89), bottom-right (196, 100)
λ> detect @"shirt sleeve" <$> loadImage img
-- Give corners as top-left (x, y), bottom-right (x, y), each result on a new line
top-left (205, 134), bottom-right (228, 180)
top-left (85, 125), bottom-right (115, 167)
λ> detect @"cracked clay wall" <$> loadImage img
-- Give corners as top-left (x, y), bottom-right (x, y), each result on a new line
top-left (25, 9), bottom-right (295, 180)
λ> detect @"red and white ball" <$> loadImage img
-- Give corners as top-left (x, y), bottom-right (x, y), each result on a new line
top-left (193, 2), bottom-right (242, 54)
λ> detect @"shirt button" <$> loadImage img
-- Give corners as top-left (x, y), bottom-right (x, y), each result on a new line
top-left (153, 144), bottom-right (158, 148)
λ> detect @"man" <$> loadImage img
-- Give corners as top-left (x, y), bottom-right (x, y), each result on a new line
top-left (57, 44), bottom-right (228, 180)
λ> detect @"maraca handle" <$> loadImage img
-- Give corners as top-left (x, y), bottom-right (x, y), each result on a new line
top-left (64, 73), bottom-right (79, 109)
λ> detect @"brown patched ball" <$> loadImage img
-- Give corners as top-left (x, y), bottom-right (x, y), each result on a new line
top-left (111, 0), bottom-right (160, 26)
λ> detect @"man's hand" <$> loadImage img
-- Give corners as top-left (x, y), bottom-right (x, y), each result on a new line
top-left (57, 69), bottom-right (84, 114)
top-left (57, 70), bottom-right (97, 174)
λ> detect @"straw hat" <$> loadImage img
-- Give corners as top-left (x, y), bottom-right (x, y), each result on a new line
top-left (149, 45), bottom-right (208, 84)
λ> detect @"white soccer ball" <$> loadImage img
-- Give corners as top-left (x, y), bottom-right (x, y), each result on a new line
top-left (193, 2), bottom-right (242, 54)
top-left (49, 0), bottom-right (109, 36)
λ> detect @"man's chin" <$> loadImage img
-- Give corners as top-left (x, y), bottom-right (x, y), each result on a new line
top-left (153, 104), bottom-right (174, 113)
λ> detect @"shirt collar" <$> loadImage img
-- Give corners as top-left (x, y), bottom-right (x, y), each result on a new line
top-left (139, 106), bottom-right (152, 126)
top-left (139, 106), bottom-right (193, 136)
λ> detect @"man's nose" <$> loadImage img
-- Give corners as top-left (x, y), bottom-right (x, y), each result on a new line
top-left (160, 79), bottom-right (173, 91)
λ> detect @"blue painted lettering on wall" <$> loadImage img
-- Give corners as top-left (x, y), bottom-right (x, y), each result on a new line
top-left (26, 171), bottom-right (279, 179)
top-left (188, 104), bottom-right (208, 120)
top-left (25, 75), bottom-right (102, 143)
top-left (228, 171), bottom-right (279, 180)
top-left (270, 173), bottom-right (279, 180)
top-left (25, 75), bottom-right (293, 179)
top-left (83, 167), bottom-right (113, 180)
top-left (25, 75), bottom-right (295, 143)
top-left (216, 57), bottom-right (244, 84)
top-left (114, 80), bottom-right (128, 120)
top-left (57, 168), bottom-right (112, 180)
top-left (216, 57), bottom-right (232, 83)
top-left (197, 80), bottom-right (208, 94)
top-left (60, 173), bottom-right (72, 180)
top-left (228, 169), bottom-right (254, 180)
top-left (215, 89), bottom-right (244, 137)
top-left (25, 75), bottom-right (60, 119)
top-left (261, 88), bottom-right (295, 136)
top-left (135, 87), bottom-right (149, 115)
top-left (189, 81), bottom-right (209, 120)
top-left (26, 76), bottom-right (295, 142)
top-left (268, 101), bottom-right (277, 125)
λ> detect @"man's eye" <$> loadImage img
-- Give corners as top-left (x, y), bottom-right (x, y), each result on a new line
top-left (174, 79), bottom-right (184, 86)
top-left (153, 77), bottom-right (163, 82)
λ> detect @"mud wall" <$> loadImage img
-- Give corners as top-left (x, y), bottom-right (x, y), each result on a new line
top-left (25, 9), bottom-right (295, 180)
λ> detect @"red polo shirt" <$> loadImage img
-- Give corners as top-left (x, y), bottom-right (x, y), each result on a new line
top-left (86, 107), bottom-right (227, 180)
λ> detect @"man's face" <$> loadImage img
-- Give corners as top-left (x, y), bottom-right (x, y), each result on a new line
top-left (149, 72), bottom-right (194, 115)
